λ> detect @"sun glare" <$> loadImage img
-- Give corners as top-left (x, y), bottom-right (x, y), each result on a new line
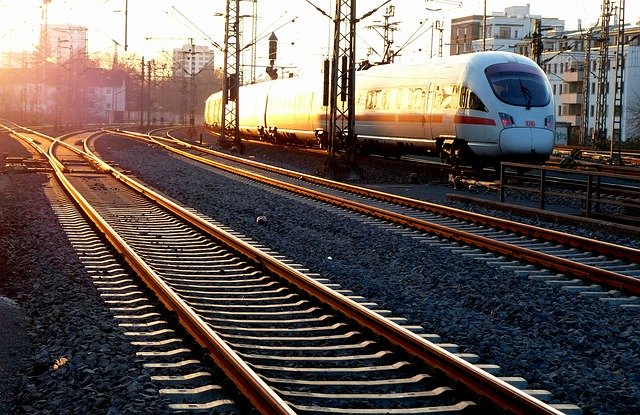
top-left (0, 1), bottom-right (41, 53)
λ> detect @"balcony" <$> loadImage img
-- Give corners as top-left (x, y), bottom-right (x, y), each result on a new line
top-left (563, 68), bottom-right (583, 83)
top-left (558, 115), bottom-right (582, 126)
top-left (560, 92), bottom-right (583, 105)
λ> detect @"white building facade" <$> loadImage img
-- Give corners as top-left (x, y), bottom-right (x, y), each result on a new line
top-left (542, 42), bottom-right (640, 144)
top-left (171, 43), bottom-right (215, 77)
top-left (468, 5), bottom-right (564, 53)
top-left (44, 24), bottom-right (88, 64)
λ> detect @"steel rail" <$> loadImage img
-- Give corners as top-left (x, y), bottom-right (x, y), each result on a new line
top-left (115, 130), bottom-right (640, 296)
top-left (85, 133), bottom-right (567, 415)
top-left (150, 131), bottom-right (640, 264)
top-left (34, 133), bottom-right (297, 415)
top-left (0, 123), bottom-right (64, 172)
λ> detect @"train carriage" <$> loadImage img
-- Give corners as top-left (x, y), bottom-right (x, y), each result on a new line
top-left (204, 51), bottom-right (555, 167)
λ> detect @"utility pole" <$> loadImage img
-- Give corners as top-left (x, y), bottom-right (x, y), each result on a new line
top-left (593, 0), bottom-right (613, 148)
top-left (249, 0), bottom-right (258, 83)
top-left (147, 59), bottom-right (152, 125)
top-left (124, 0), bottom-right (129, 51)
top-left (366, 5), bottom-right (397, 64)
top-left (41, 0), bottom-right (52, 123)
top-left (140, 57), bottom-right (144, 126)
top-left (321, 0), bottom-right (359, 179)
top-left (530, 18), bottom-right (543, 65)
top-left (187, 38), bottom-right (197, 138)
top-left (221, 0), bottom-right (241, 152)
top-left (21, 51), bottom-right (27, 123)
top-left (609, 0), bottom-right (625, 163)
top-left (436, 20), bottom-right (445, 58)
top-left (581, 29), bottom-right (593, 146)
top-left (482, 0), bottom-right (487, 51)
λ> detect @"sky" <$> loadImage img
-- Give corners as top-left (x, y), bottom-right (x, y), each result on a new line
top-left (0, 0), bottom-right (638, 75)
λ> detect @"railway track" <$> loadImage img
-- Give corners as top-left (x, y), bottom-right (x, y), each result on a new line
top-left (1, 125), bottom-right (584, 413)
top-left (114, 129), bottom-right (640, 299)
top-left (552, 146), bottom-right (640, 168)
top-left (495, 161), bottom-right (640, 227)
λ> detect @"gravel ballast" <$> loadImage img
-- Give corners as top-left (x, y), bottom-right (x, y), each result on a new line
top-left (0, 134), bottom-right (172, 414)
top-left (95, 135), bottom-right (640, 415)
top-left (1, 130), bottom-right (638, 415)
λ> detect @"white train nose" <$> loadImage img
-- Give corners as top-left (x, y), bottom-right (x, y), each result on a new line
top-left (499, 127), bottom-right (554, 155)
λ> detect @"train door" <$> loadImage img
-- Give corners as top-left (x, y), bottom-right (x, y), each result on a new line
top-left (429, 83), bottom-right (446, 139)
top-left (431, 83), bottom-right (460, 139)
top-left (424, 82), bottom-right (434, 141)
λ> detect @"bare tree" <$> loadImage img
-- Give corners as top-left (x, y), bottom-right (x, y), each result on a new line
top-left (625, 88), bottom-right (640, 143)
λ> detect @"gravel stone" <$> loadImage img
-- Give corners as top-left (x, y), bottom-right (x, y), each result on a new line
top-left (1, 129), bottom-right (638, 415)
top-left (94, 134), bottom-right (640, 415)
top-left (0, 133), bottom-right (172, 414)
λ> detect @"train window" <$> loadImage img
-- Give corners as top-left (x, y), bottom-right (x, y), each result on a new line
top-left (387, 89), bottom-right (397, 110)
top-left (432, 84), bottom-right (460, 110)
top-left (392, 88), bottom-right (401, 109)
top-left (432, 85), bottom-right (444, 110)
top-left (460, 86), bottom-right (487, 112)
top-left (356, 91), bottom-right (365, 110)
top-left (381, 89), bottom-right (389, 109)
top-left (399, 88), bottom-right (410, 109)
top-left (485, 63), bottom-right (551, 108)
top-left (442, 84), bottom-right (459, 110)
top-left (411, 88), bottom-right (426, 110)
top-left (366, 90), bottom-right (380, 109)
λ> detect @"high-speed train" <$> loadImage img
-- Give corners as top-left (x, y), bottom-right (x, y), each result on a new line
top-left (204, 51), bottom-right (555, 167)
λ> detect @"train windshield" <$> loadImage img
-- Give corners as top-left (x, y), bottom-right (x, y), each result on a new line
top-left (485, 63), bottom-right (550, 109)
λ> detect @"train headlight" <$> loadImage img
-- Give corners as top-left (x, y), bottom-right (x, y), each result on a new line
top-left (545, 115), bottom-right (555, 130)
top-left (499, 112), bottom-right (515, 128)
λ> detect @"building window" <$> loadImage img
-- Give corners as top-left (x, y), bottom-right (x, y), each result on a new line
top-left (590, 105), bottom-right (594, 116)
top-left (591, 82), bottom-right (596, 94)
top-left (558, 105), bottom-right (562, 116)
top-left (553, 84), bottom-right (557, 95)
top-left (499, 27), bottom-right (510, 39)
